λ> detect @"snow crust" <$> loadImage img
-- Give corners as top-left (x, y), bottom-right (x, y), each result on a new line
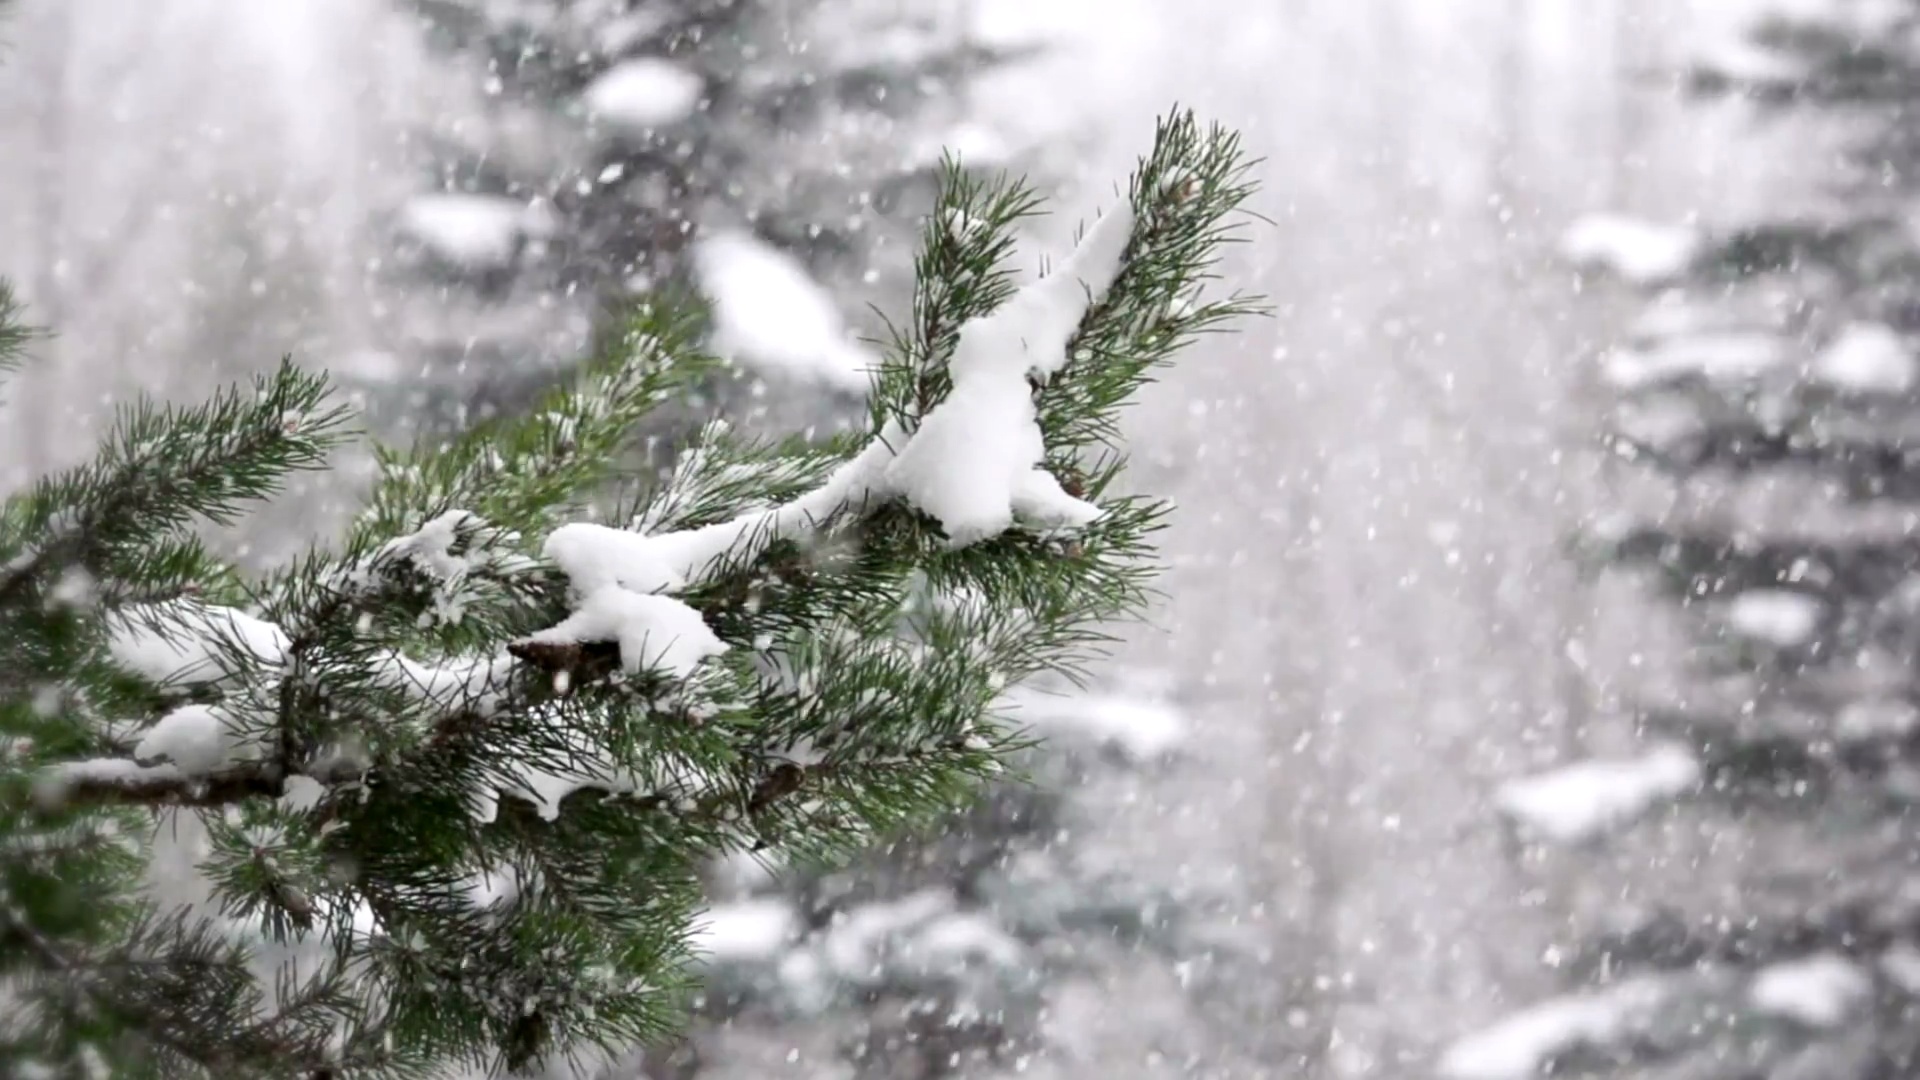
top-left (1561, 214), bottom-right (1701, 286)
top-left (583, 58), bottom-right (703, 133)
top-left (1813, 322), bottom-right (1916, 395)
top-left (1494, 744), bottom-right (1701, 844)
top-left (692, 230), bottom-right (877, 392)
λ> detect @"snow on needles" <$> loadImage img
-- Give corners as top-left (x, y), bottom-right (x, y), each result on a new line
top-left (882, 199), bottom-right (1134, 545)
top-left (58, 196), bottom-right (1139, 818)
top-left (541, 197), bottom-right (1138, 660)
top-left (107, 602), bottom-right (289, 686)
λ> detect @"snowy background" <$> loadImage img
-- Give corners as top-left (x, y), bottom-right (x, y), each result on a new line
top-left (0, 0), bottom-right (1870, 1077)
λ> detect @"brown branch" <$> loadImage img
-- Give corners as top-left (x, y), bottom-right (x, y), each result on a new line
top-left (35, 760), bottom-right (286, 812)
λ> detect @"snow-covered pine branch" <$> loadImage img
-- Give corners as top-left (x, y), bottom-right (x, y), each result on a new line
top-left (0, 112), bottom-right (1258, 1079)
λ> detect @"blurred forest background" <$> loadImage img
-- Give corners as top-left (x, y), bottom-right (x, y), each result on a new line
top-left (4, 0), bottom-right (1918, 1078)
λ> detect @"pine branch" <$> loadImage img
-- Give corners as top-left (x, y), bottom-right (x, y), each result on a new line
top-left (0, 110), bottom-right (1258, 1077)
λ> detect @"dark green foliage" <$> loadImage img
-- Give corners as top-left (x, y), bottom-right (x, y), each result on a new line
top-left (0, 114), bottom-right (1255, 1079)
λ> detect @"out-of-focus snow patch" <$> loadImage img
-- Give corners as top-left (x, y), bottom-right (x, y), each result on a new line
top-left (693, 230), bottom-right (875, 393)
top-left (1691, 35), bottom-right (1808, 90)
top-left (1749, 953), bottom-right (1871, 1028)
top-left (1601, 332), bottom-right (1793, 391)
top-left (1813, 323), bottom-right (1916, 395)
top-left (332, 348), bottom-right (404, 384)
top-left (1494, 745), bottom-right (1701, 845)
top-left (583, 58), bottom-right (703, 133)
top-left (1835, 698), bottom-right (1920, 743)
top-left (1723, 589), bottom-right (1825, 648)
top-left (593, 7), bottom-right (672, 56)
top-left (1561, 214), bottom-right (1701, 286)
top-left (821, 889), bottom-right (955, 981)
top-left (910, 122), bottom-right (1016, 169)
top-left (1438, 978), bottom-right (1669, 1080)
top-left (1880, 943), bottom-right (1920, 994)
top-left (901, 910), bottom-right (1027, 971)
top-left (972, 0), bottom-right (1096, 49)
top-left (1000, 688), bottom-right (1187, 760)
top-left (396, 193), bottom-right (553, 271)
top-left (691, 899), bottom-right (800, 966)
top-left (1610, 396), bottom-right (1709, 456)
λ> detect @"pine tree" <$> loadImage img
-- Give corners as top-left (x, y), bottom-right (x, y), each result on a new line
top-left (1442, 6), bottom-right (1920, 1078)
top-left (644, 673), bottom-right (1203, 1078)
top-left (374, 0), bottom-right (1031, 442)
top-left (0, 114), bottom-right (1257, 1079)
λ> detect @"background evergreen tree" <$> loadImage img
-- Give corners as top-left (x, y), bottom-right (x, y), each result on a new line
top-left (1442, 5), bottom-right (1920, 1078)
top-left (366, 0), bottom-right (1036, 445)
top-left (0, 114), bottom-right (1255, 1080)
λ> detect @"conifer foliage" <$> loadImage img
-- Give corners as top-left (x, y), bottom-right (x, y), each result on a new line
top-left (0, 115), bottom-right (1256, 1079)
top-left (1443, 6), bottom-right (1920, 1079)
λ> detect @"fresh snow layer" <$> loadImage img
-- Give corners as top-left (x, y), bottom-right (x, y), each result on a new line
top-left (1749, 954), bottom-right (1871, 1028)
top-left (1813, 322), bottom-right (1916, 395)
top-left (1723, 588), bottom-right (1824, 648)
top-left (133, 704), bottom-right (249, 776)
top-left (882, 201), bottom-right (1134, 545)
top-left (692, 229), bottom-right (876, 392)
top-left (107, 602), bottom-right (289, 686)
top-left (397, 193), bottom-right (547, 270)
top-left (1494, 745), bottom-right (1700, 845)
top-left (583, 58), bottom-right (703, 133)
top-left (523, 586), bottom-right (727, 679)
top-left (1438, 979), bottom-right (1667, 1080)
top-left (690, 899), bottom-right (800, 965)
top-left (1560, 214), bottom-right (1701, 286)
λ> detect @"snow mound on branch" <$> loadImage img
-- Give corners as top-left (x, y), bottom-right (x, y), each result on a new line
top-left (1749, 954), bottom-right (1871, 1028)
top-left (107, 602), bottom-right (288, 686)
top-left (1494, 745), bottom-right (1700, 844)
top-left (523, 586), bottom-right (726, 678)
top-left (396, 193), bottom-right (552, 271)
top-left (1813, 322), bottom-right (1916, 395)
top-left (1600, 332), bottom-right (1793, 391)
top-left (1723, 589), bottom-right (1824, 648)
top-left (1561, 214), bottom-right (1701, 286)
top-left (1438, 979), bottom-right (1668, 1080)
top-left (133, 704), bottom-right (253, 776)
top-left (693, 230), bottom-right (876, 392)
top-left (882, 201), bottom-right (1135, 546)
top-left (691, 899), bottom-right (800, 965)
top-left (583, 58), bottom-right (703, 133)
